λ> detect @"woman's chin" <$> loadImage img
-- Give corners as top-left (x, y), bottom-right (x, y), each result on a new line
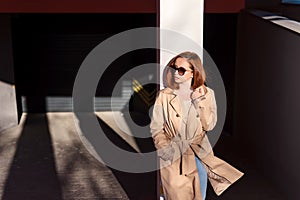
top-left (174, 77), bottom-right (180, 82)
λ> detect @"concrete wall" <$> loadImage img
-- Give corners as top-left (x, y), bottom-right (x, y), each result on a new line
top-left (235, 9), bottom-right (300, 199)
top-left (0, 15), bottom-right (19, 132)
top-left (160, 0), bottom-right (203, 68)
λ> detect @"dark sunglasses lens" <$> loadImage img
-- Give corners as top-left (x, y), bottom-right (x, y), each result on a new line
top-left (170, 65), bottom-right (186, 76)
top-left (177, 68), bottom-right (186, 76)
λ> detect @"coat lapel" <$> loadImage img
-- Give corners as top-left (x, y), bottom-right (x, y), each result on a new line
top-left (167, 89), bottom-right (200, 140)
top-left (169, 94), bottom-right (181, 116)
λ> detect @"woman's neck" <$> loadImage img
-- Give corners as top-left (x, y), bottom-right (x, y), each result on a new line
top-left (178, 79), bottom-right (192, 92)
top-left (175, 81), bottom-right (193, 100)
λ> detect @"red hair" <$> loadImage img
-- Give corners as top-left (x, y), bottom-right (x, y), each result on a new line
top-left (164, 51), bottom-right (206, 90)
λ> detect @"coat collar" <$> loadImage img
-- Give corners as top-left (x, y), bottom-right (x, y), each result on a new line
top-left (161, 87), bottom-right (200, 139)
top-left (161, 88), bottom-right (181, 114)
top-left (161, 87), bottom-right (200, 119)
top-left (161, 87), bottom-right (198, 101)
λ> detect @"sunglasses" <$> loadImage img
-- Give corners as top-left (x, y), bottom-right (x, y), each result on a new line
top-left (169, 65), bottom-right (193, 76)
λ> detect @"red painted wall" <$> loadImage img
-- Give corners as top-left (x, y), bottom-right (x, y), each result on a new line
top-left (205, 0), bottom-right (245, 13)
top-left (0, 0), bottom-right (157, 13)
top-left (0, 0), bottom-right (244, 14)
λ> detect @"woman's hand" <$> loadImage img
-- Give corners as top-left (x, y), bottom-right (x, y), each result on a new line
top-left (191, 132), bottom-right (205, 145)
top-left (191, 85), bottom-right (207, 100)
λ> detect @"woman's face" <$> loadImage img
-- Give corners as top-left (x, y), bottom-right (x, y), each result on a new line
top-left (172, 57), bottom-right (193, 84)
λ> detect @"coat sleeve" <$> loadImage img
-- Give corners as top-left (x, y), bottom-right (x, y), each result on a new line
top-left (150, 91), bottom-right (171, 149)
top-left (196, 88), bottom-right (217, 131)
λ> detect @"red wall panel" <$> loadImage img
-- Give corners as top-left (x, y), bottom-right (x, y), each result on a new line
top-left (205, 0), bottom-right (245, 13)
top-left (0, 0), bottom-right (157, 13)
top-left (0, 0), bottom-right (245, 14)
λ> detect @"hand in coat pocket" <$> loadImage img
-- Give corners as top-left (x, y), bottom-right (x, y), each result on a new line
top-left (158, 145), bottom-right (175, 161)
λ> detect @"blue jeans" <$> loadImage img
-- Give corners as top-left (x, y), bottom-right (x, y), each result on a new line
top-left (195, 156), bottom-right (207, 200)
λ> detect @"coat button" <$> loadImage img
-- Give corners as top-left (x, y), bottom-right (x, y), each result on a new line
top-left (176, 114), bottom-right (180, 117)
top-left (196, 114), bottom-right (199, 118)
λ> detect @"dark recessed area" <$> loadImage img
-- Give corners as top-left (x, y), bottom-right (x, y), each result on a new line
top-left (11, 13), bottom-right (157, 111)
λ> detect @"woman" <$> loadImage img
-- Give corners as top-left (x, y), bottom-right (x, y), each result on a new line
top-left (150, 51), bottom-right (243, 200)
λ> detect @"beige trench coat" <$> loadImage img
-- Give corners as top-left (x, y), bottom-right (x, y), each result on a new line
top-left (150, 87), bottom-right (244, 200)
